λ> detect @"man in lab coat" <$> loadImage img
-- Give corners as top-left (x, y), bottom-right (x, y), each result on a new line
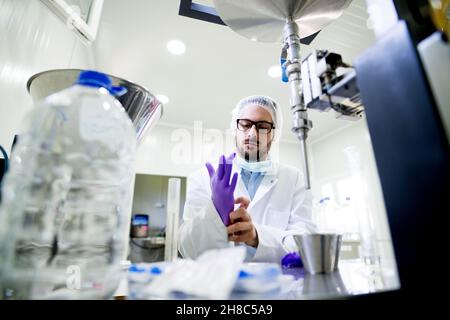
top-left (179, 95), bottom-right (316, 262)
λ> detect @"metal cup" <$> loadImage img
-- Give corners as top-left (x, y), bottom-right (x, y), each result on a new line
top-left (282, 233), bottom-right (342, 274)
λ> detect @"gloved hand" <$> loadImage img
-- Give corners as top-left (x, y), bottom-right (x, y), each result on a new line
top-left (281, 252), bottom-right (303, 268)
top-left (206, 153), bottom-right (238, 226)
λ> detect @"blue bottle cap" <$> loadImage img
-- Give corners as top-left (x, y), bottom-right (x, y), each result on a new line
top-left (238, 270), bottom-right (254, 279)
top-left (129, 265), bottom-right (145, 273)
top-left (75, 70), bottom-right (127, 97)
top-left (150, 266), bottom-right (162, 274)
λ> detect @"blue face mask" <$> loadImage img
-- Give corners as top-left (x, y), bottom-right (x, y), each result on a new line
top-left (235, 154), bottom-right (273, 173)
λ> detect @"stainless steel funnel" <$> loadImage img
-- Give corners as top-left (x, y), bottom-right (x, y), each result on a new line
top-left (26, 69), bottom-right (163, 143)
top-left (213, 0), bottom-right (351, 43)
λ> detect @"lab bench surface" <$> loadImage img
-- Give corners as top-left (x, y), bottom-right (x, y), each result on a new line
top-left (115, 260), bottom-right (399, 300)
top-left (232, 260), bottom-right (398, 300)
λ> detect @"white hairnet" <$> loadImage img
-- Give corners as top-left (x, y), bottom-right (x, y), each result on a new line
top-left (230, 95), bottom-right (283, 142)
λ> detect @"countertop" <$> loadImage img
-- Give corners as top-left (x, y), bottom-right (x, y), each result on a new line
top-left (115, 259), bottom-right (400, 300)
top-left (232, 260), bottom-right (399, 299)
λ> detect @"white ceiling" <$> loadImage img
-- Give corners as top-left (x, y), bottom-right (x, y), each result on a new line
top-left (93, 0), bottom-right (375, 142)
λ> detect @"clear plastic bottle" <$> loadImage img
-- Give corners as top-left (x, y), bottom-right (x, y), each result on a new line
top-left (0, 71), bottom-right (136, 299)
top-left (343, 146), bottom-right (380, 265)
top-left (317, 196), bottom-right (340, 233)
top-left (316, 197), bottom-right (331, 231)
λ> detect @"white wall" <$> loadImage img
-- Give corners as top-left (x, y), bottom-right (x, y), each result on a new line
top-left (0, 0), bottom-right (94, 153)
top-left (134, 122), bottom-right (304, 177)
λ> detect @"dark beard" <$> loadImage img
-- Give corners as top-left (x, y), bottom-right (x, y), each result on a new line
top-left (236, 136), bottom-right (272, 163)
top-left (244, 151), bottom-right (261, 162)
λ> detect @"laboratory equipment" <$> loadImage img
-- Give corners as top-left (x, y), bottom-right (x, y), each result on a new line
top-left (26, 68), bottom-right (163, 143)
top-left (0, 70), bottom-right (136, 299)
top-left (343, 146), bottom-right (380, 265)
top-left (213, 0), bottom-right (352, 190)
top-left (282, 233), bottom-right (342, 274)
top-left (130, 214), bottom-right (149, 238)
top-left (300, 50), bottom-right (363, 120)
top-left (129, 235), bottom-right (166, 263)
top-left (315, 196), bottom-right (338, 233)
top-left (164, 178), bottom-right (181, 262)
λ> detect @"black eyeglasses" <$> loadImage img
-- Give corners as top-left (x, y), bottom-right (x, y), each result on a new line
top-left (236, 119), bottom-right (275, 133)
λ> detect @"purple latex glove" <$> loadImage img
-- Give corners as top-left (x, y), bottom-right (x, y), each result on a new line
top-left (281, 252), bottom-right (303, 268)
top-left (205, 153), bottom-right (238, 226)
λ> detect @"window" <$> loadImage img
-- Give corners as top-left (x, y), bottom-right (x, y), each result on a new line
top-left (40, 0), bottom-right (104, 43)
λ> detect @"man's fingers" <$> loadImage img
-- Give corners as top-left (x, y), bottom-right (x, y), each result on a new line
top-left (229, 173), bottom-right (238, 191)
top-left (227, 221), bottom-right (252, 234)
top-left (226, 152), bottom-right (236, 164)
top-left (229, 208), bottom-right (250, 223)
top-left (205, 162), bottom-right (215, 179)
top-left (228, 230), bottom-right (252, 243)
top-left (223, 163), bottom-right (232, 187)
top-left (222, 153), bottom-right (235, 187)
top-left (234, 196), bottom-right (250, 209)
top-left (217, 155), bottom-right (225, 180)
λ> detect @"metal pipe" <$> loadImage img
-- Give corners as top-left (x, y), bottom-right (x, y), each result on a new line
top-left (284, 18), bottom-right (312, 189)
top-left (293, 112), bottom-right (312, 189)
top-left (299, 131), bottom-right (311, 188)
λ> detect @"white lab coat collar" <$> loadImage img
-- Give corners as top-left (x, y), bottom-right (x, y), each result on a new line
top-left (249, 174), bottom-right (278, 209)
top-left (231, 157), bottom-right (279, 210)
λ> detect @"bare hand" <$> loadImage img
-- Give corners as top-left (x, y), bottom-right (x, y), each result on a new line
top-left (226, 197), bottom-right (258, 248)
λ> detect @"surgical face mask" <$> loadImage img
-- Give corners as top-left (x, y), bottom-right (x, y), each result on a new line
top-left (235, 154), bottom-right (273, 173)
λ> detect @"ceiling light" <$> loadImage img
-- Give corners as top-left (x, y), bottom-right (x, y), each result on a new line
top-left (156, 94), bottom-right (169, 104)
top-left (167, 40), bottom-right (186, 55)
top-left (267, 65), bottom-right (281, 78)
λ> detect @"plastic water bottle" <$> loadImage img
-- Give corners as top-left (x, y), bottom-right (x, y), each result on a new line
top-left (317, 197), bottom-right (336, 232)
top-left (343, 146), bottom-right (380, 265)
top-left (0, 71), bottom-right (136, 299)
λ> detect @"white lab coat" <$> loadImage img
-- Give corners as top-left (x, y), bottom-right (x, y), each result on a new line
top-left (178, 158), bottom-right (316, 263)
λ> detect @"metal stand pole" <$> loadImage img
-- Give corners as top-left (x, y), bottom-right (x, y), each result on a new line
top-left (283, 18), bottom-right (312, 189)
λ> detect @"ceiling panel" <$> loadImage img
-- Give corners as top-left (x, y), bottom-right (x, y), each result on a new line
top-left (93, 0), bottom-right (375, 142)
